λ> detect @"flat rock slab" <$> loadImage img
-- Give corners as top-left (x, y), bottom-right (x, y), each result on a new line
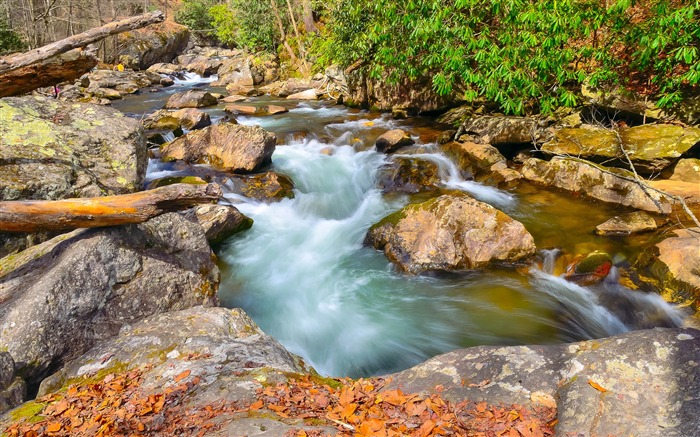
top-left (388, 328), bottom-right (700, 437)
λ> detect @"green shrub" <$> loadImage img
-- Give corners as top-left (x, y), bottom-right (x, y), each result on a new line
top-left (0, 17), bottom-right (25, 55)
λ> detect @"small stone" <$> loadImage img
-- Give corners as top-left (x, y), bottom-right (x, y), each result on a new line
top-left (375, 129), bottom-right (415, 153)
top-left (595, 211), bottom-right (658, 236)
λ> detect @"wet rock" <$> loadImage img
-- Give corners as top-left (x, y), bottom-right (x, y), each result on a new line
top-left (185, 204), bottom-right (253, 244)
top-left (0, 96), bottom-right (146, 201)
top-left (223, 104), bottom-right (261, 115)
top-left (287, 89), bottom-right (319, 100)
top-left (214, 57), bottom-right (255, 87)
top-left (441, 141), bottom-right (521, 186)
top-left (85, 69), bottom-right (164, 95)
top-left (145, 175), bottom-right (207, 189)
top-left (0, 213), bottom-right (219, 386)
top-left (365, 194), bottom-right (536, 274)
top-left (144, 108), bottom-right (210, 131)
top-left (37, 307), bottom-right (305, 405)
top-left (376, 157), bottom-right (441, 194)
top-left (0, 353), bottom-right (25, 414)
top-left (225, 83), bottom-right (263, 97)
top-left (375, 129), bottom-right (415, 153)
top-left (564, 251), bottom-right (613, 286)
top-left (221, 171), bottom-right (295, 201)
top-left (221, 95), bottom-right (247, 103)
top-left (457, 116), bottom-right (544, 145)
top-left (116, 21), bottom-right (190, 70)
top-left (179, 55), bottom-right (223, 77)
top-left (171, 108), bottom-right (211, 130)
top-left (387, 328), bottom-right (700, 437)
top-left (276, 79), bottom-right (314, 97)
top-left (521, 157), bottom-right (674, 214)
top-left (160, 122), bottom-right (276, 173)
top-left (636, 228), bottom-right (700, 308)
top-left (164, 90), bottom-right (218, 109)
top-left (542, 124), bottom-right (700, 175)
top-left (267, 105), bottom-right (288, 115)
top-left (146, 62), bottom-right (182, 76)
top-left (89, 87), bottom-right (122, 100)
top-left (595, 211), bottom-right (658, 236)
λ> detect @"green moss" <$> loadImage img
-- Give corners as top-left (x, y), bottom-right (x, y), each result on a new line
top-left (8, 400), bottom-right (46, 424)
top-left (58, 360), bottom-right (131, 391)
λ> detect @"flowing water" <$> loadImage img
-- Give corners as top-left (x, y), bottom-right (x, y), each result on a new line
top-left (114, 75), bottom-right (687, 378)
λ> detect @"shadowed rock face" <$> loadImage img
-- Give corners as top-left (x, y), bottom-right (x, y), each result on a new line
top-left (365, 194), bottom-right (536, 274)
top-left (116, 21), bottom-right (190, 70)
top-left (0, 96), bottom-right (147, 201)
top-left (0, 213), bottom-right (219, 388)
top-left (387, 327), bottom-right (700, 437)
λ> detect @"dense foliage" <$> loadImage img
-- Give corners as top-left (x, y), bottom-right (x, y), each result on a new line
top-left (0, 17), bottom-right (25, 55)
top-left (316, 0), bottom-right (699, 114)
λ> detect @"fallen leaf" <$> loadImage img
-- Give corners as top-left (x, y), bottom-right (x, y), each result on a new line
top-left (174, 370), bottom-right (191, 383)
top-left (587, 379), bottom-right (608, 392)
top-left (46, 422), bottom-right (61, 433)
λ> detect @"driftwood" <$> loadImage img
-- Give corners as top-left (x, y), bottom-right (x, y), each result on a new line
top-left (0, 47), bottom-right (98, 98)
top-left (0, 11), bottom-right (165, 76)
top-left (0, 183), bottom-right (222, 232)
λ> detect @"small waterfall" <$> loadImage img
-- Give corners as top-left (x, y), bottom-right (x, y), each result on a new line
top-left (173, 72), bottom-right (218, 86)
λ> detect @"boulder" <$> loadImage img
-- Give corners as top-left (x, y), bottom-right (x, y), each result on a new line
top-left (267, 105), bottom-right (288, 115)
top-left (171, 108), bottom-right (211, 130)
top-left (666, 158), bottom-right (700, 183)
top-left (286, 89), bottom-right (320, 100)
top-left (636, 227), bottom-right (700, 308)
top-left (184, 204), bottom-right (253, 245)
top-left (146, 62), bottom-right (182, 76)
top-left (457, 115), bottom-right (544, 145)
top-left (0, 353), bottom-right (25, 415)
top-left (0, 96), bottom-right (147, 201)
top-left (441, 141), bottom-right (521, 186)
top-left (143, 109), bottom-right (181, 131)
top-left (116, 21), bottom-right (190, 70)
top-left (221, 94), bottom-right (247, 103)
top-left (145, 175), bottom-right (207, 189)
top-left (225, 83), bottom-right (263, 96)
top-left (375, 129), bottom-right (415, 153)
top-left (160, 122), bottom-right (276, 173)
top-left (541, 124), bottom-right (700, 175)
top-left (220, 171), bottom-right (295, 201)
top-left (164, 90), bottom-right (218, 109)
top-left (365, 194), bottom-right (536, 274)
top-left (276, 78), bottom-right (314, 97)
top-left (179, 55), bottom-right (223, 77)
top-left (85, 69), bottom-right (165, 91)
top-left (37, 307), bottom-right (306, 406)
top-left (563, 250), bottom-right (614, 286)
top-left (214, 56), bottom-right (255, 87)
top-left (224, 104), bottom-right (261, 115)
top-left (388, 328), bottom-right (700, 437)
top-left (595, 211), bottom-right (658, 236)
top-left (520, 157), bottom-right (675, 214)
top-left (0, 213), bottom-right (219, 386)
top-left (376, 157), bottom-right (441, 194)
top-left (89, 87), bottom-right (122, 100)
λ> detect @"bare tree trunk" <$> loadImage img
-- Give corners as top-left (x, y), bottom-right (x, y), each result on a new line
top-left (269, 0), bottom-right (299, 67)
top-left (0, 183), bottom-right (222, 232)
top-left (301, 0), bottom-right (316, 33)
top-left (0, 10), bottom-right (164, 75)
top-left (284, 0), bottom-right (308, 74)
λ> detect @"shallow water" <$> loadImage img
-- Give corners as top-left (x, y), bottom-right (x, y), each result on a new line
top-left (114, 76), bottom-right (686, 378)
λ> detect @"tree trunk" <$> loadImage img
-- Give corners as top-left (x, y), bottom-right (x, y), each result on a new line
top-left (0, 10), bottom-right (164, 75)
top-left (269, 0), bottom-right (299, 67)
top-left (0, 183), bottom-right (222, 232)
top-left (301, 0), bottom-right (316, 33)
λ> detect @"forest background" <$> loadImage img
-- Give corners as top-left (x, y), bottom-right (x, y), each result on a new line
top-left (0, 0), bottom-right (697, 115)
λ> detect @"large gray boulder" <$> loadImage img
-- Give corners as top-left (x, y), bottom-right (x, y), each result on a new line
top-left (0, 213), bottom-right (219, 386)
top-left (376, 156), bottom-right (441, 194)
top-left (365, 194), bottom-right (536, 274)
top-left (457, 115), bottom-right (545, 145)
top-left (37, 306), bottom-right (308, 413)
top-left (185, 204), bottom-right (253, 245)
top-left (442, 141), bottom-right (522, 186)
top-left (388, 327), bottom-right (700, 437)
top-left (164, 90), bottom-right (218, 109)
top-left (521, 156), bottom-right (675, 214)
top-left (160, 122), bottom-right (276, 173)
top-left (116, 21), bottom-right (190, 70)
top-left (0, 96), bottom-right (147, 201)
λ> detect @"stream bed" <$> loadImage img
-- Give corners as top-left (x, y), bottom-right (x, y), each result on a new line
top-left (114, 77), bottom-right (686, 378)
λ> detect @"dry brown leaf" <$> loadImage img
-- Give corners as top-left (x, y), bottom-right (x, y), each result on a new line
top-left (174, 369), bottom-right (191, 383)
top-left (587, 379), bottom-right (608, 392)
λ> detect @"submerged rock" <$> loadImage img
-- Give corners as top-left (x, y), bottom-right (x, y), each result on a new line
top-left (365, 194), bottom-right (536, 274)
top-left (521, 156), bottom-right (674, 214)
top-left (595, 211), bottom-right (658, 236)
top-left (376, 156), bottom-right (441, 194)
top-left (160, 122), bottom-right (276, 173)
top-left (564, 251), bottom-right (613, 286)
top-left (375, 129), bottom-right (415, 153)
top-left (0, 96), bottom-right (147, 201)
top-left (164, 90), bottom-right (218, 109)
top-left (0, 213), bottom-right (219, 386)
top-left (220, 171), bottom-right (295, 201)
top-left (388, 327), bottom-right (700, 437)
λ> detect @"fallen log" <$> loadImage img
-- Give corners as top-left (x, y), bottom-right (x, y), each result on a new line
top-left (0, 47), bottom-right (98, 98)
top-left (0, 183), bottom-right (222, 232)
top-left (0, 11), bottom-right (165, 76)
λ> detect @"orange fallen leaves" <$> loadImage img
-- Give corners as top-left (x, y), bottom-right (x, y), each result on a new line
top-left (587, 379), bottom-right (608, 392)
top-left (5, 367), bottom-right (557, 437)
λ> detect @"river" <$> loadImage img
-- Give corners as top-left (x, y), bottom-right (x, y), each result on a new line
top-left (113, 75), bottom-right (686, 378)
